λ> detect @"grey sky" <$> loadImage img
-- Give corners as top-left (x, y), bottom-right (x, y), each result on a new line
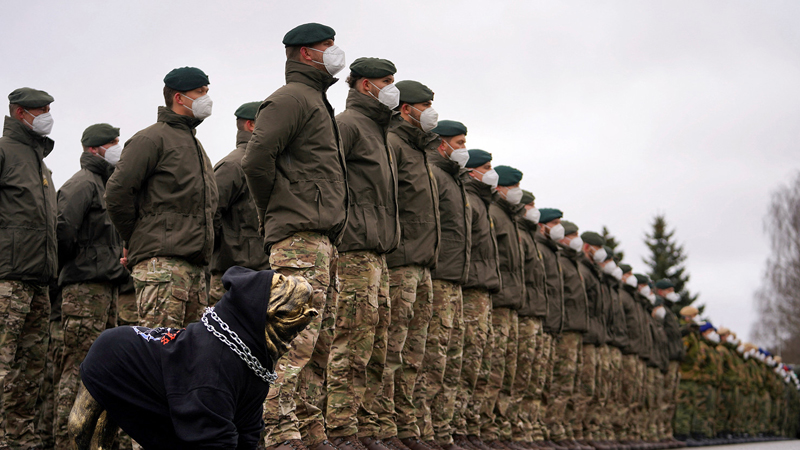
top-left (3, 0), bottom-right (798, 343)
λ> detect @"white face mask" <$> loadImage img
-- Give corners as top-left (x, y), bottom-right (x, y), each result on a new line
top-left (503, 186), bottom-right (523, 205)
top-left (625, 275), bottom-right (637, 288)
top-left (525, 207), bottom-right (540, 224)
top-left (639, 285), bottom-right (651, 297)
top-left (653, 306), bottom-right (666, 321)
top-left (308, 45), bottom-right (347, 76)
top-left (666, 292), bottom-right (680, 302)
top-left (182, 93), bottom-right (213, 120)
top-left (368, 80), bottom-right (400, 110)
top-left (647, 292), bottom-right (656, 304)
top-left (736, 344), bottom-right (745, 354)
top-left (448, 147), bottom-right (470, 169)
top-left (102, 143), bottom-right (123, 166)
top-left (25, 110), bottom-right (54, 135)
top-left (593, 247), bottom-right (608, 264)
top-left (548, 223), bottom-right (565, 241)
top-left (602, 261), bottom-right (617, 275)
top-left (410, 105), bottom-right (438, 132)
top-left (613, 267), bottom-right (623, 280)
top-left (707, 332), bottom-right (720, 343)
top-left (569, 236), bottom-right (583, 251)
top-left (476, 169), bottom-right (499, 188)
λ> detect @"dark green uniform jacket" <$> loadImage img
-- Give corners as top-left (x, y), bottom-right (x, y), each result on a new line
top-left (106, 107), bottom-right (218, 269)
top-left (463, 179), bottom-right (501, 293)
top-left (0, 116), bottom-right (57, 283)
top-left (211, 130), bottom-right (270, 274)
top-left (619, 284), bottom-right (645, 356)
top-left (650, 314), bottom-right (670, 373)
top-left (428, 149), bottom-right (471, 284)
top-left (637, 295), bottom-right (654, 363)
top-left (489, 198), bottom-right (525, 309)
top-left (557, 244), bottom-right (589, 333)
top-left (57, 152), bottom-right (125, 286)
top-left (518, 219), bottom-right (548, 318)
top-left (535, 232), bottom-right (564, 333)
top-left (336, 89), bottom-right (400, 254)
top-left (603, 274), bottom-right (628, 350)
top-left (385, 120), bottom-right (440, 269)
top-left (660, 297), bottom-right (686, 361)
top-left (243, 61), bottom-right (348, 251)
top-left (578, 255), bottom-right (606, 346)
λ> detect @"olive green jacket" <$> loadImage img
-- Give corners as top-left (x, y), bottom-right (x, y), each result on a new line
top-left (489, 197), bottom-right (525, 310)
top-left (106, 107), bottom-right (218, 269)
top-left (336, 89), bottom-right (400, 254)
top-left (385, 120), bottom-right (440, 269)
top-left (211, 130), bottom-right (270, 274)
top-left (619, 284), bottom-right (646, 356)
top-left (637, 294), bottom-right (654, 363)
top-left (535, 232), bottom-right (565, 333)
top-left (604, 274), bottom-right (629, 350)
top-left (518, 219), bottom-right (548, 318)
top-left (660, 297), bottom-right (686, 361)
top-left (557, 244), bottom-right (589, 333)
top-left (0, 116), bottom-right (58, 283)
top-left (243, 61), bottom-right (348, 251)
top-left (579, 255), bottom-right (606, 345)
top-left (428, 149), bottom-right (472, 284)
top-left (463, 179), bottom-right (501, 292)
top-left (57, 152), bottom-right (126, 286)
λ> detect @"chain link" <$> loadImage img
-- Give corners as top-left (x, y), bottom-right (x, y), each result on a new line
top-left (201, 307), bottom-right (277, 385)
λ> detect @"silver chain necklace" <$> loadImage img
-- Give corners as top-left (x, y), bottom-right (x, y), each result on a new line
top-left (201, 307), bottom-right (277, 385)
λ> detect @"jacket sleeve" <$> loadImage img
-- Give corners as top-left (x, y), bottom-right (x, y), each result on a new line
top-left (336, 118), bottom-right (357, 160)
top-left (243, 94), bottom-right (304, 217)
top-left (56, 179), bottom-right (93, 268)
top-left (169, 387), bottom-right (240, 449)
top-left (213, 161), bottom-right (246, 249)
top-left (105, 135), bottom-right (161, 242)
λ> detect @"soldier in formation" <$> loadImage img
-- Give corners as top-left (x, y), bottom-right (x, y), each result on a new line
top-left (1, 21), bottom-right (799, 450)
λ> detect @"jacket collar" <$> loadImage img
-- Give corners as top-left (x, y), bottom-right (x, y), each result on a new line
top-left (535, 228), bottom-right (560, 253)
top-left (465, 177), bottom-right (496, 205)
top-left (79, 151), bottom-right (114, 182)
top-left (2, 116), bottom-right (55, 158)
top-left (558, 243), bottom-right (582, 262)
top-left (580, 254), bottom-right (602, 277)
top-left (236, 129), bottom-right (253, 148)
top-left (285, 60), bottom-right (337, 92)
top-left (157, 106), bottom-right (203, 132)
top-left (345, 89), bottom-right (395, 127)
top-left (495, 195), bottom-right (521, 217)
top-left (391, 119), bottom-right (440, 151)
top-left (427, 146), bottom-right (461, 175)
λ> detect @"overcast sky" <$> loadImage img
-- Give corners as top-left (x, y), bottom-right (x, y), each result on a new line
top-left (3, 0), bottom-right (798, 344)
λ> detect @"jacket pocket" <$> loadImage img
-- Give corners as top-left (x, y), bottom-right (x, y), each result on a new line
top-left (0, 227), bottom-right (14, 274)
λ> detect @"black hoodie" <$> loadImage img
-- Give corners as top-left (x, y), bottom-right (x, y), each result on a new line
top-left (80, 266), bottom-right (274, 449)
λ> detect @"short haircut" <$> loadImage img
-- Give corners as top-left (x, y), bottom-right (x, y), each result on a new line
top-left (346, 72), bottom-right (363, 89)
top-left (236, 118), bottom-right (250, 131)
top-left (163, 86), bottom-right (181, 108)
top-left (285, 46), bottom-right (302, 61)
top-left (8, 103), bottom-right (20, 116)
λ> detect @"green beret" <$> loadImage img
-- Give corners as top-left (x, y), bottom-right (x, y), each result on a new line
top-left (521, 190), bottom-right (535, 206)
top-left (432, 120), bottom-right (467, 137)
top-left (164, 67), bottom-right (210, 91)
top-left (603, 246), bottom-right (614, 261)
top-left (234, 101), bottom-right (261, 120)
top-left (350, 57), bottom-right (396, 78)
top-left (581, 231), bottom-right (605, 247)
top-left (539, 208), bottom-right (563, 224)
top-left (466, 149), bottom-right (492, 168)
top-left (561, 220), bottom-right (578, 236)
top-left (634, 273), bottom-right (650, 285)
top-left (494, 165), bottom-right (523, 186)
top-left (619, 264), bottom-right (632, 274)
top-left (8, 87), bottom-right (54, 108)
top-left (283, 22), bottom-right (336, 46)
top-left (396, 80), bottom-right (434, 104)
top-left (81, 123), bottom-right (120, 147)
top-left (655, 279), bottom-right (674, 289)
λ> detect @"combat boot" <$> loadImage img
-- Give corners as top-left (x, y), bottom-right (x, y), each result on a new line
top-left (311, 440), bottom-right (342, 450)
top-left (266, 440), bottom-right (310, 450)
top-left (439, 441), bottom-right (469, 450)
top-left (467, 435), bottom-right (495, 450)
top-left (331, 435), bottom-right (369, 450)
top-left (453, 435), bottom-right (479, 450)
top-left (425, 441), bottom-right (446, 450)
top-left (402, 437), bottom-right (433, 450)
top-left (361, 437), bottom-right (394, 450)
top-left (385, 437), bottom-right (413, 450)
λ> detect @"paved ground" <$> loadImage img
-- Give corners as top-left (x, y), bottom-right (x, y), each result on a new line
top-left (697, 440), bottom-right (800, 449)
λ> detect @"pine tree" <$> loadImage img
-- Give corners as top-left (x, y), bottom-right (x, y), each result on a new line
top-left (601, 226), bottom-right (625, 263)
top-left (642, 214), bottom-right (701, 314)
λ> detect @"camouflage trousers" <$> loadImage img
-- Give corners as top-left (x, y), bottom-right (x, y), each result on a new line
top-left (132, 257), bottom-right (207, 329)
top-left (601, 346), bottom-right (623, 440)
top-left (452, 288), bottom-right (492, 437)
top-left (382, 265), bottom-right (433, 440)
top-left (465, 302), bottom-right (495, 437)
top-left (757, 391), bottom-right (771, 437)
top-left (585, 344), bottom-right (610, 440)
top-left (35, 320), bottom-right (62, 449)
top-left (546, 331), bottom-right (582, 442)
top-left (55, 282), bottom-right (117, 449)
top-left (415, 280), bottom-right (463, 444)
top-left (530, 331), bottom-right (553, 441)
top-left (325, 251), bottom-right (387, 438)
top-left (262, 232), bottom-right (337, 447)
top-left (479, 307), bottom-right (518, 441)
top-left (629, 358), bottom-right (648, 440)
top-left (661, 360), bottom-right (680, 439)
top-left (692, 382), bottom-right (717, 438)
top-left (571, 344), bottom-right (597, 441)
top-left (0, 280), bottom-right (50, 449)
top-left (117, 281), bottom-right (138, 327)
top-left (508, 316), bottom-right (542, 443)
top-left (715, 387), bottom-right (737, 434)
top-left (613, 354), bottom-right (641, 441)
top-left (208, 272), bottom-right (226, 306)
top-left (643, 367), bottom-right (662, 441)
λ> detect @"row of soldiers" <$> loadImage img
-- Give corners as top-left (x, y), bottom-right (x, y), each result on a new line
top-left (0, 21), bottom-right (798, 450)
top-left (674, 307), bottom-right (800, 446)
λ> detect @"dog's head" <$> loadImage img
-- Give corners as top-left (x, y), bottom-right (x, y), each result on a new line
top-left (265, 273), bottom-right (317, 362)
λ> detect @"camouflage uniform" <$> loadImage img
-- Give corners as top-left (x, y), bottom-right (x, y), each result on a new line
top-left (382, 265), bottom-right (434, 440)
top-left (586, 344), bottom-right (611, 440)
top-left (35, 318), bottom-right (62, 449)
top-left (643, 367), bottom-right (661, 441)
top-left (547, 331), bottom-right (583, 442)
top-left (117, 278), bottom-right (137, 326)
top-left (325, 251), bottom-right (388, 438)
top-left (466, 314), bottom-right (494, 437)
top-left (662, 360), bottom-right (681, 439)
top-left (479, 307), bottom-right (518, 441)
top-left (0, 281), bottom-right (50, 449)
top-left (604, 345), bottom-right (623, 440)
top-left (131, 257), bottom-right (207, 329)
top-left (571, 343), bottom-right (597, 440)
top-left (208, 272), bottom-right (225, 306)
top-left (262, 232), bottom-right (337, 447)
top-left (54, 282), bottom-right (117, 448)
top-left (508, 316), bottom-right (541, 443)
top-left (530, 330), bottom-right (553, 442)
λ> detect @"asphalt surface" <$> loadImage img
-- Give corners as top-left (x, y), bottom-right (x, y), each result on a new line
top-left (696, 440), bottom-right (800, 449)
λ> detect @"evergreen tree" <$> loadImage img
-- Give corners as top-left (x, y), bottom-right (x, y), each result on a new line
top-left (643, 214), bottom-right (701, 314)
top-left (601, 226), bottom-right (624, 263)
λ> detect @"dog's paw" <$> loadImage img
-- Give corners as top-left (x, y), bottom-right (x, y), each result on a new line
top-left (265, 274), bottom-right (317, 361)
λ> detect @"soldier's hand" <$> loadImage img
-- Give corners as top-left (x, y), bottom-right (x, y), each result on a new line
top-left (120, 248), bottom-right (129, 266)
